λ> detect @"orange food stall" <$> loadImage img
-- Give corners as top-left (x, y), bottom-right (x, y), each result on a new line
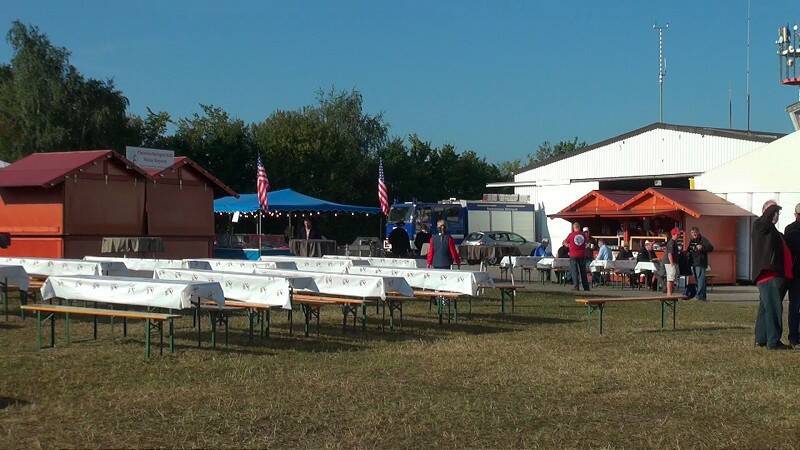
top-left (0, 150), bottom-right (150, 258)
top-left (145, 157), bottom-right (237, 258)
top-left (552, 188), bottom-right (754, 284)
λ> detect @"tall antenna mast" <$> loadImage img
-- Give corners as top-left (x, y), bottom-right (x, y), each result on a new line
top-left (746, 0), bottom-right (752, 131)
top-left (653, 22), bottom-right (669, 122)
top-left (729, 81), bottom-right (733, 128)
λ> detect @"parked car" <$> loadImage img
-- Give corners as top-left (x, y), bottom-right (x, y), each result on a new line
top-left (462, 231), bottom-right (539, 265)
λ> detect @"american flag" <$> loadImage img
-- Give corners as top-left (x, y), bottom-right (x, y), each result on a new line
top-left (378, 159), bottom-right (389, 216)
top-left (257, 155), bottom-right (269, 211)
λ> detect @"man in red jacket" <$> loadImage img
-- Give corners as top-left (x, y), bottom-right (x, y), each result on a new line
top-left (427, 219), bottom-right (461, 269)
top-left (564, 222), bottom-right (590, 291)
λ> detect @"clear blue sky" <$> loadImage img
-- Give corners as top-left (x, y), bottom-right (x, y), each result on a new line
top-left (1, 1), bottom-right (798, 162)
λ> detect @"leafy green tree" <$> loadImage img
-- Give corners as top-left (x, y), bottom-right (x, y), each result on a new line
top-left (0, 21), bottom-right (132, 160)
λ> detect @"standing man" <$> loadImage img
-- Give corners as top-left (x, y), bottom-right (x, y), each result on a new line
top-left (753, 201), bottom-right (793, 349)
top-left (427, 219), bottom-right (461, 269)
top-left (564, 222), bottom-right (590, 291)
top-left (784, 203), bottom-right (800, 347)
top-left (688, 227), bottom-right (714, 302)
top-left (413, 224), bottom-right (431, 257)
top-left (388, 220), bottom-right (411, 258)
top-left (296, 218), bottom-right (321, 240)
top-left (662, 227), bottom-right (680, 296)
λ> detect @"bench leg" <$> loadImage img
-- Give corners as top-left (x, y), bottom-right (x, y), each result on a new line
top-left (587, 304), bottom-right (605, 335)
top-left (93, 315), bottom-right (98, 340)
top-left (512, 290), bottom-right (516, 313)
top-left (65, 313), bottom-right (70, 345)
top-left (248, 309), bottom-right (255, 345)
top-left (159, 321), bottom-right (164, 356)
top-left (437, 296), bottom-right (444, 325)
top-left (35, 310), bottom-right (42, 350)
top-left (660, 300), bottom-right (678, 330)
top-left (123, 316), bottom-right (128, 338)
top-left (197, 309), bottom-right (202, 348)
top-left (2, 279), bottom-right (7, 321)
top-left (169, 318), bottom-right (175, 353)
top-left (50, 311), bottom-right (55, 348)
top-left (19, 290), bottom-right (27, 320)
top-left (266, 309), bottom-right (271, 338)
top-left (361, 303), bottom-right (367, 333)
top-left (288, 309), bottom-right (293, 336)
top-left (500, 288), bottom-right (506, 314)
top-left (145, 318), bottom-right (151, 358)
top-left (210, 311), bottom-right (217, 349)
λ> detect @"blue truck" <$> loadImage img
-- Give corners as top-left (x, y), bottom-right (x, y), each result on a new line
top-left (384, 194), bottom-right (536, 252)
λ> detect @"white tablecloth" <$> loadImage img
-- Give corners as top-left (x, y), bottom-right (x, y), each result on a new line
top-left (634, 261), bottom-right (662, 273)
top-left (348, 266), bottom-right (492, 296)
top-left (85, 256), bottom-right (187, 272)
top-left (254, 268), bottom-right (413, 299)
top-left (500, 256), bottom-right (542, 269)
top-left (0, 265), bottom-right (29, 290)
top-left (323, 255), bottom-right (426, 268)
top-left (0, 257), bottom-right (130, 277)
top-left (41, 275), bottom-right (225, 310)
top-left (259, 256), bottom-right (367, 274)
top-left (536, 258), bottom-right (571, 270)
top-left (154, 268), bottom-right (299, 309)
top-left (183, 259), bottom-right (297, 273)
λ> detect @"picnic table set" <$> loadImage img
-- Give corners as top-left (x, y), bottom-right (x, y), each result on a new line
top-left (1, 251), bottom-right (665, 358)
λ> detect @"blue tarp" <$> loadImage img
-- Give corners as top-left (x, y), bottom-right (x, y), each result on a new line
top-left (214, 188), bottom-right (380, 214)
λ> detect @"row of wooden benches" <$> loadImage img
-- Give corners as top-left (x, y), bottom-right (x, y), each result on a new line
top-left (6, 281), bottom-right (527, 357)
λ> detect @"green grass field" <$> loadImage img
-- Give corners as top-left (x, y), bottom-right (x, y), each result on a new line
top-left (0, 291), bottom-right (799, 448)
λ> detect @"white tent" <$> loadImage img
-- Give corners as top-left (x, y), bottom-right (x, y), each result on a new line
top-left (695, 130), bottom-right (800, 279)
top-left (695, 130), bottom-right (800, 231)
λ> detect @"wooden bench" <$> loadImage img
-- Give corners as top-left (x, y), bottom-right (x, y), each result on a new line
top-left (292, 294), bottom-right (367, 337)
top-left (485, 283), bottom-right (526, 314)
top-left (404, 290), bottom-right (467, 325)
top-left (20, 304), bottom-right (181, 357)
top-left (575, 295), bottom-right (689, 335)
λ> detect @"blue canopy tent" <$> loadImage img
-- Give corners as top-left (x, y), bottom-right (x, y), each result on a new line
top-left (214, 188), bottom-right (380, 214)
top-left (214, 189), bottom-right (380, 259)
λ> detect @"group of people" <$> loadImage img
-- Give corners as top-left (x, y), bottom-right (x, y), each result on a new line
top-left (542, 222), bottom-right (714, 300)
top-left (387, 219), bottom-right (461, 269)
top-left (752, 201), bottom-right (800, 350)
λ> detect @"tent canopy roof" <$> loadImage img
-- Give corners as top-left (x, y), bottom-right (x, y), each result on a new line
top-left (214, 188), bottom-right (380, 214)
top-left (0, 150), bottom-right (151, 188)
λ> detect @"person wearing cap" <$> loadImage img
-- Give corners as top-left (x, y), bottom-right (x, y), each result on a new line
top-left (661, 227), bottom-right (681, 295)
top-left (532, 238), bottom-right (552, 257)
top-left (426, 219), bottom-right (461, 269)
top-left (688, 227), bottom-right (714, 302)
top-left (784, 203), bottom-right (800, 346)
top-left (564, 222), bottom-right (590, 291)
top-left (753, 200), bottom-right (793, 350)
top-left (388, 220), bottom-right (411, 258)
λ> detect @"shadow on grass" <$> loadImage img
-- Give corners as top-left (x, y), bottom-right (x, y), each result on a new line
top-left (0, 397), bottom-right (30, 410)
top-left (462, 312), bottom-right (579, 326)
top-left (0, 321), bottom-right (22, 329)
top-left (639, 325), bottom-right (751, 334)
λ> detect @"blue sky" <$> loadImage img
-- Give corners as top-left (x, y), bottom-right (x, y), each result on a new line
top-left (1, 1), bottom-right (798, 162)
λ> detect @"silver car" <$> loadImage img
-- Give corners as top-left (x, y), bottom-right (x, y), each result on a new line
top-left (462, 231), bottom-right (539, 264)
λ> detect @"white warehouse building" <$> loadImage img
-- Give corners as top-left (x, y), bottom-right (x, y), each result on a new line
top-left (488, 123), bottom-right (783, 249)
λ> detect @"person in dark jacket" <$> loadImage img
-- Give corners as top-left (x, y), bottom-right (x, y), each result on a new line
top-left (636, 240), bottom-right (658, 291)
top-left (784, 203), bottom-right (800, 346)
top-left (688, 227), bottom-right (714, 301)
top-left (295, 218), bottom-right (321, 240)
top-left (413, 224), bottom-right (431, 256)
top-left (426, 219), bottom-right (461, 269)
top-left (752, 200), bottom-right (794, 350)
top-left (556, 244), bottom-right (569, 258)
top-left (616, 243), bottom-right (634, 260)
top-left (388, 220), bottom-right (411, 258)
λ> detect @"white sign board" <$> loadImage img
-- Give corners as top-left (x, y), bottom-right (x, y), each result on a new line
top-left (125, 146), bottom-right (175, 170)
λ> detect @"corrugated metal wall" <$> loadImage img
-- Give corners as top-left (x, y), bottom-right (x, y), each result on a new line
top-left (515, 129), bottom-right (768, 183)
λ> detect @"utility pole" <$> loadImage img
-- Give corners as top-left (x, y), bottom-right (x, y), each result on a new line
top-left (746, 0), bottom-right (751, 131)
top-left (653, 22), bottom-right (669, 122)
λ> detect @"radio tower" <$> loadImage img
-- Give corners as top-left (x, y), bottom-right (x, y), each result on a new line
top-left (654, 22), bottom-right (670, 122)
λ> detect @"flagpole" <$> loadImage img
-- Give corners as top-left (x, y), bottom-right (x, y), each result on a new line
top-left (378, 213), bottom-right (383, 257)
top-left (258, 210), bottom-right (262, 258)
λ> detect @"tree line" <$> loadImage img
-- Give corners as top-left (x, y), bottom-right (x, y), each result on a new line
top-left (0, 21), bottom-right (585, 239)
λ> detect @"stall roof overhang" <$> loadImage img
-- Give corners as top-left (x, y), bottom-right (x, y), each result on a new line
top-left (0, 150), bottom-right (151, 188)
top-left (549, 188), bottom-right (754, 219)
top-left (146, 156), bottom-right (238, 198)
top-left (214, 188), bottom-right (380, 214)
